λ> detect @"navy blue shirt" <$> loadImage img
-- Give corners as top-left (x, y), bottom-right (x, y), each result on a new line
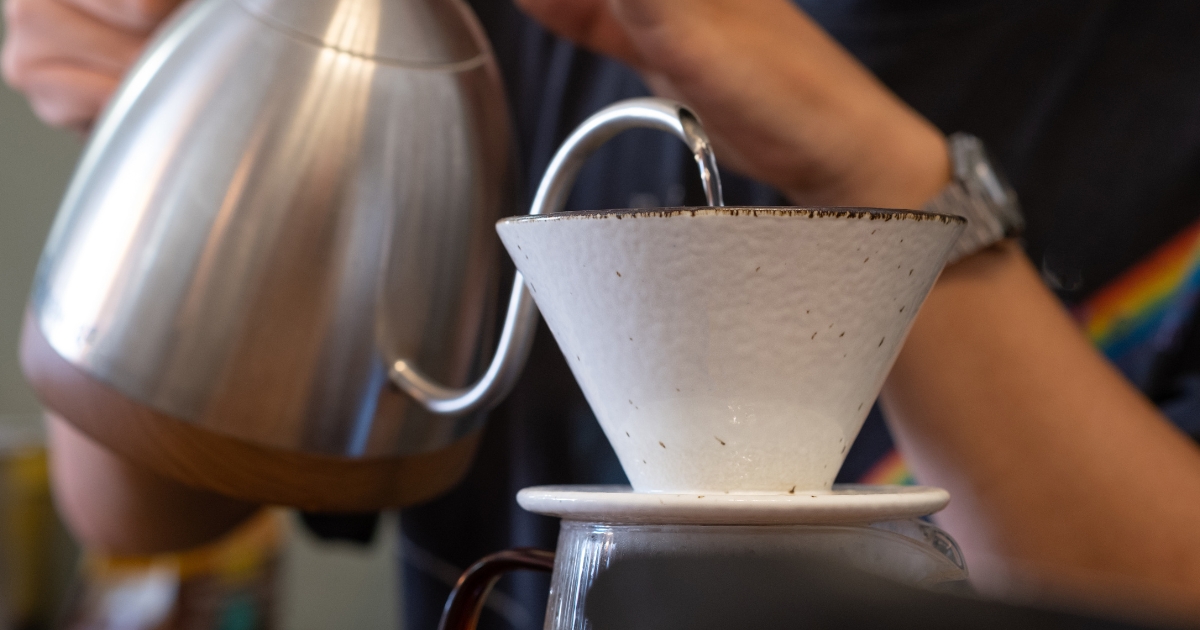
top-left (387, 2), bottom-right (1200, 628)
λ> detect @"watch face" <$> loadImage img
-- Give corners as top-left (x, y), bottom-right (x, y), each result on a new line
top-left (952, 134), bottom-right (1014, 208)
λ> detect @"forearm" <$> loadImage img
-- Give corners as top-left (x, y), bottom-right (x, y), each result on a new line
top-left (47, 413), bottom-right (259, 554)
top-left (882, 242), bottom-right (1200, 608)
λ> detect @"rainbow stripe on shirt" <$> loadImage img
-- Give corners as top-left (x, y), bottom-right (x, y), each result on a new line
top-left (860, 449), bottom-right (916, 486)
top-left (1075, 219), bottom-right (1200, 357)
top-left (860, 218), bottom-right (1200, 485)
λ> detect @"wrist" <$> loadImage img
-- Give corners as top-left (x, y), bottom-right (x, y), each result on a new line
top-left (771, 101), bottom-right (951, 210)
top-left (940, 238), bottom-right (1025, 278)
top-left (827, 117), bottom-right (951, 210)
top-left (881, 119), bottom-right (954, 209)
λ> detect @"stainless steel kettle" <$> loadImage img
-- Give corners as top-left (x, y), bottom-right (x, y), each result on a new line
top-left (21, 0), bottom-right (721, 509)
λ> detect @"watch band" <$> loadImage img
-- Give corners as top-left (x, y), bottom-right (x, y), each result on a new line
top-left (923, 133), bottom-right (1025, 264)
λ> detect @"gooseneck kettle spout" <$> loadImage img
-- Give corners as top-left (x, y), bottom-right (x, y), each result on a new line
top-left (391, 98), bottom-right (724, 414)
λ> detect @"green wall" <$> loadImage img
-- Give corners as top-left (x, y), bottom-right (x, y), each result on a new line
top-left (0, 20), bottom-right (82, 432)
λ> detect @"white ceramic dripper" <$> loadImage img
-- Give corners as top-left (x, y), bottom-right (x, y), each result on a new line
top-left (497, 102), bottom-right (965, 495)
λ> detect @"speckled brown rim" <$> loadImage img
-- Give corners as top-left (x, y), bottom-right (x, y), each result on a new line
top-left (497, 206), bottom-right (966, 226)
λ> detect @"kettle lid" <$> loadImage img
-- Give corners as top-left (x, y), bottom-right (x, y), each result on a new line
top-left (236, 0), bottom-right (487, 66)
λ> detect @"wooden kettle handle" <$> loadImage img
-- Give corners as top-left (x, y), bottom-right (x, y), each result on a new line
top-left (20, 310), bottom-right (480, 511)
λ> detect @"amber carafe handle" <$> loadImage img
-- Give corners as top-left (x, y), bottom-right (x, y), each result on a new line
top-left (437, 548), bottom-right (556, 630)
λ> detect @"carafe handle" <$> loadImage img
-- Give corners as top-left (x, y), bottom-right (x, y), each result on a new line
top-left (437, 548), bottom-right (556, 630)
top-left (389, 98), bottom-right (724, 414)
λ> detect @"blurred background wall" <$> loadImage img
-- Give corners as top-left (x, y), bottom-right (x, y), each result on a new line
top-left (0, 15), bottom-right (400, 630)
top-left (0, 24), bottom-right (78, 437)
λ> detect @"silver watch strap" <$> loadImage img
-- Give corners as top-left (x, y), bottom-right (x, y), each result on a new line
top-left (925, 182), bottom-right (1008, 263)
top-left (924, 133), bottom-right (1025, 264)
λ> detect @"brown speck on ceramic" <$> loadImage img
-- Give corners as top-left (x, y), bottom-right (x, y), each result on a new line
top-left (659, 441), bottom-right (666, 448)
top-left (615, 271), bottom-right (621, 277)
top-left (806, 310), bottom-right (810, 314)
top-left (879, 337), bottom-right (886, 347)
top-left (858, 403), bottom-right (864, 410)
top-left (839, 332), bottom-right (845, 337)
top-left (501, 206), bottom-right (964, 224)
top-left (675, 388), bottom-right (680, 392)
top-left (899, 306), bottom-right (905, 312)
top-left (698, 495), bottom-right (705, 499)
top-left (864, 257), bottom-right (869, 263)
top-left (841, 445), bottom-right (847, 454)
top-left (788, 486), bottom-right (796, 494)
top-left (871, 229), bottom-right (876, 235)
top-left (909, 269), bottom-right (914, 275)
top-left (755, 266), bottom-right (761, 272)
top-left (715, 436), bottom-right (726, 446)
top-left (811, 332), bottom-right (817, 340)
top-left (629, 337), bottom-right (633, 341)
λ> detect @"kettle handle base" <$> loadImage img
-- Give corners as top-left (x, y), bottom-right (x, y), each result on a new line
top-left (21, 311), bottom-right (481, 510)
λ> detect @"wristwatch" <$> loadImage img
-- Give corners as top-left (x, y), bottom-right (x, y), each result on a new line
top-left (922, 133), bottom-right (1025, 264)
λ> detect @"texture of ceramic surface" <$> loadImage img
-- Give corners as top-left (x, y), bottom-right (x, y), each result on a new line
top-left (497, 208), bottom-right (964, 493)
top-left (516, 484), bottom-right (950, 525)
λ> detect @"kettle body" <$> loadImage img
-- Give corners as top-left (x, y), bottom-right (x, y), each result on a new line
top-left (23, 0), bottom-right (513, 507)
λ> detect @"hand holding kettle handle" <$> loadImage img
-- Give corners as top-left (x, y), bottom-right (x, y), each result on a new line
top-left (389, 97), bottom-right (724, 415)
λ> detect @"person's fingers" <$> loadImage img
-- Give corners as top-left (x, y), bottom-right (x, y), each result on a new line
top-left (19, 64), bottom-right (119, 130)
top-left (57, 0), bottom-right (183, 34)
top-left (2, 0), bottom-right (152, 128)
top-left (4, 0), bottom-right (145, 77)
top-left (514, 0), bottom-right (602, 40)
top-left (513, 0), bottom-right (642, 67)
